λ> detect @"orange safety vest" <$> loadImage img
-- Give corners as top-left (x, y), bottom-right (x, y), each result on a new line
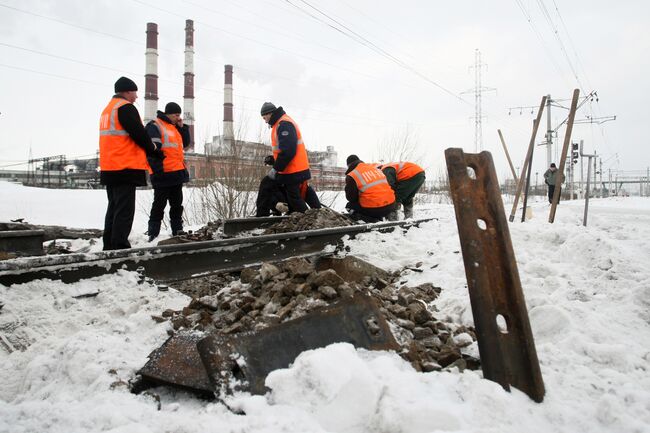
top-left (382, 161), bottom-right (424, 181)
top-left (149, 118), bottom-right (185, 173)
top-left (99, 98), bottom-right (148, 171)
top-left (348, 163), bottom-right (395, 208)
top-left (271, 114), bottom-right (310, 175)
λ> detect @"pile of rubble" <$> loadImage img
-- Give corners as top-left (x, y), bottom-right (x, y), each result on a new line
top-left (263, 208), bottom-right (353, 234)
top-left (157, 221), bottom-right (221, 245)
top-left (162, 256), bottom-right (478, 373)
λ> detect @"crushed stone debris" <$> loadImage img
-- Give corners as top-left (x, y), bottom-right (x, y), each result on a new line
top-left (166, 256), bottom-right (479, 373)
top-left (263, 208), bottom-right (353, 234)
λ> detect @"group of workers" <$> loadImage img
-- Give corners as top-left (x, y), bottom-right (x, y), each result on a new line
top-left (99, 76), bottom-right (426, 251)
top-left (254, 102), bottom-right (426, 223)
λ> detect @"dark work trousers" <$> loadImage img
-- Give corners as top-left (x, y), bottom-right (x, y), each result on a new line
top-left (547, 184), bottom-right (561, 204)
top-left (283, 182), bottom-right (308, 213)
top-left (303, 184), bottom-right (322, 210)
top-left (346, 201), bottom-right (394, 223)
top-left (149, 184), bottom-right (184, 236)
top-left (255, 176), bottom-right (286, 217)
top-left (395, 172), bottom-right (426, 207)
top-left (103, 183), bottom-right (136, 250)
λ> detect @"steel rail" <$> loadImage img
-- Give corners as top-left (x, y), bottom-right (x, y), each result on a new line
top-left (0, 218), bottom-right (435, 286)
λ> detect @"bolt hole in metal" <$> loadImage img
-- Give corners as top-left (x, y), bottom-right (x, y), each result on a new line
top-left (466, 166), bottom-right (477, 180)
top-left (476, 219), bottom-right (487, 230)
top-left (496, 314), bottom-right (509, 334)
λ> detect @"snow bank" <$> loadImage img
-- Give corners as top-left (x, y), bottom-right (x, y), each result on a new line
top-left (1, 181), bottom-right (650, 432)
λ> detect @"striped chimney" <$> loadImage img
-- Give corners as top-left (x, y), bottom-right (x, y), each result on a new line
top-left (223, 64), bottom-right (234, 143)
top-left (183, 19), bottom-right (195, 149)
top-left (144, 22), bottom-right (158, 123)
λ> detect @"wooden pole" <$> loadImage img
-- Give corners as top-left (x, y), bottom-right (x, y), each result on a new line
top-left (521, 140), bottom-right (535, 222)
top-left (508, 96), bottom-right (547, 222)
top-left (498, 129), bottom-right (518, 183)
top-left (549, 89), bottom-right (580, 223)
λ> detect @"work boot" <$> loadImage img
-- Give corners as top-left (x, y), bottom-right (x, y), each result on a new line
top-left (403, 204), bottom-right (414, 219)
top-left (170, 219), bottom-right (184, 236)
top-left (386, 210), bottom-right (399, 221)
top-left (147, 220), bottom-right (161, 242)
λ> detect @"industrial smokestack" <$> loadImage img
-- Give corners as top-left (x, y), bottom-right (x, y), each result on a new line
top-left (144, 22), bottom-right (158, 123)
top-left (223, 64), bottom-right (234, 144)
top-left (183, 19), bottom-right (195, 149)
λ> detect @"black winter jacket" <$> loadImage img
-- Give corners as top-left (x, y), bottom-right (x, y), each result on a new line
top-left (100, 95), bottom-right (157, 186)
top-left (145, 111), bottom-right (191, 188)
top-left (267, 107), bottom-right (311, 185)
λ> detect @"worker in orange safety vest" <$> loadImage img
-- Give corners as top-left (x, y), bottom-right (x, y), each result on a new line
top-left (344, 154), bottom-right (396, 222)
top-left (145, 102), bottom-right (191, 241)
top-left (261, 102), bottom-right (319, 213)
top-left (99, 76), bottom-right (161, 250)
top-left (378, 161), bottom-right (426, 219)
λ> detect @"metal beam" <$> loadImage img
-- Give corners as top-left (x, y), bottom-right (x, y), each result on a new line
top-left (0, 218), bottom-right (434, 286)
top-left (445, 148), bottom-right (545, 402)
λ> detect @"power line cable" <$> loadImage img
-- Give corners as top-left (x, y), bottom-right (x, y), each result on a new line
top-left (534, 0), bottom-right (586, 93)
top-left (284, 0), bottom-right (469, 104)
top-left (512, 0), bottom-right (572, 87)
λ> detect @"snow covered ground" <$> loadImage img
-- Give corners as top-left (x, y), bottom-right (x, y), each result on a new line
top-left (1, 180), bottom-right (649, 433)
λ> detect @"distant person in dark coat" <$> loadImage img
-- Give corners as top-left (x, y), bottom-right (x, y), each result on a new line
top-left (145, 102), bottom-right (191, 241)
top-left (99, 76), bottom-right (161, 250)
top-left (544, 163), bottom-right (564, 204)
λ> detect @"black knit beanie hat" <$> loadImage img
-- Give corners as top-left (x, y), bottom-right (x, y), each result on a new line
top-left (114, 76), bottom-right (138, 93)
top-left (260, 102), bottom-right (277, 116)
top-left (164, 102), bottom-right (182, 115)
top-left (346, 154), bottom-right (361, 166)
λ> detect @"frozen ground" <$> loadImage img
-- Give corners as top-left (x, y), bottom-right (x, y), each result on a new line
top-left (1, 180), bottom-right (649, 433)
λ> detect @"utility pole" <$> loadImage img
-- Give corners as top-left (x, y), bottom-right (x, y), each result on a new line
top-left (546, 95), bottom-right (552, 167)
top-left (593, 152), bottom-right (598, 198)
top-left (581, 142), bottom-right (597, 226)
top-left (579, 139), bottom-right (584, 199)
top-left (608, 168), bottom-right (611, 197)
top-left (464, 49), bottom-right (495, 152)
top-left (599, 158), bottom-right (603, 198)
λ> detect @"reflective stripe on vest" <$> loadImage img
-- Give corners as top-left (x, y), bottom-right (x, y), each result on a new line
top-left (384, 161), bottom-right (424, 181)
top-left (151, 118), bottom-right (185, 173)
top-left (99, 98), bottom-right (148, 171)
top-left (271, 114), bottom-right (310, 175)
top-left (348, 163), bottom-right (395, 208)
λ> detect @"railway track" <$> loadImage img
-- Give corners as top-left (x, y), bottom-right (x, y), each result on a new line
top-left (0, 217), bottom-right (435, 286)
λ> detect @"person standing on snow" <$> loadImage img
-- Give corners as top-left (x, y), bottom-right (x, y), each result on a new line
top-left (378, 161), bottom-right (426, 220)
top-left (145, 102), bottom-right (191, 241)
top-left (99, 76), bottom-right (161, 250)
top-left (260, 102), bottom-right (318, 213)
top-left (344, 154), bottom-right (396, 222)
top-left (544, 163), bottom-right (564, 204)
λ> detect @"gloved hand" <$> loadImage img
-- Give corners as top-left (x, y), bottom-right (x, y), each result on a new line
top-left (264, 155), bottom-right (275, 166)
top-left (150, 148), bottom-right (165, 160)
top-left (275, 202), bottom-right (289, 213)
top-left (267, 168), bottom-right (277, 180)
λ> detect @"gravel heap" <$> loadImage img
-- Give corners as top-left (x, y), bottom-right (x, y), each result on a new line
top-left (263, 208), bottom-right (353, 234)
top-left (162, 256), bottom-right (479, 373)
top-left (157, 221), bottom-right (221, 245)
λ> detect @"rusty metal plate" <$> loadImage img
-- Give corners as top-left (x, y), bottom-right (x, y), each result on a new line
top-left (197, 294), bottom-right (399, 395)
top-left (137, 331), bottom-right (212, 394)
top-left (445, 148), bottom-right (545, 402)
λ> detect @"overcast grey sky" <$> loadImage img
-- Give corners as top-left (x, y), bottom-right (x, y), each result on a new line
top-left (1, 0), bottom-right (648, 179)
